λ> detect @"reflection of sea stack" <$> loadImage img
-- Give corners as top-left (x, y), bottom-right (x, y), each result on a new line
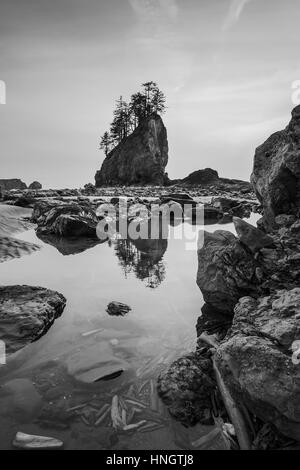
top-left (114, 236), bottom-right (168, 288)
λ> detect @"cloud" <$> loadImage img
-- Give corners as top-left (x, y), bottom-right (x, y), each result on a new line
top-left (222, 0), bottom-right (252, 31)
top-left (128, 0), bottom-right (178, 26)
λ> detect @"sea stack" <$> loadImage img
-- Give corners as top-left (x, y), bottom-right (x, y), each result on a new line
top-left (95, 114), bottom-right (169, 186)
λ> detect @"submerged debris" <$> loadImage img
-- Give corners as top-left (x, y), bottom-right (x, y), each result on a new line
top-left (13, 432), bottom-right (63, 450)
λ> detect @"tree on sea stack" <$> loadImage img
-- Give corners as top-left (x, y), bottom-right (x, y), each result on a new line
top-left (99, 131), bottom-right (113, 156)
top-left (99, 82), bottom-right (166, 154)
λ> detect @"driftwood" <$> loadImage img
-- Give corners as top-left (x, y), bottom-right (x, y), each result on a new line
top-left (212, 358), bottom-right (252, 450)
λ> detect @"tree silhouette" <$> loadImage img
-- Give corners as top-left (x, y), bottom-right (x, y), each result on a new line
top-left (99, 82), bottom-right (166, 154)
top-left (99, 131), bottom-right (113, 156)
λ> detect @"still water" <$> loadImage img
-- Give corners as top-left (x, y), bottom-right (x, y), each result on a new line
top-left (0, 214), bottom-right (260, 450)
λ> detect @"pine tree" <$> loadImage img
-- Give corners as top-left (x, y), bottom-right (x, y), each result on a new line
top-left (99, 131), bottom-right (112, 156)
top-left (99, 82), bottom-right (166, 154)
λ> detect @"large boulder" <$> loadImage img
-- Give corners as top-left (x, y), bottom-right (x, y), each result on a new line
top-left (181, 168), bottom-right (219, 186)
top-left (196, 230), bottom-right (259, 315)
top-left (28, 181), bottom-right (42, 190)
top-left (0, 179), bottom-right (27, 190)
top-left (215, 289), bottom-right (300, 441)
top-left (32, 201), bottom-right (100, 239)
top-left (0, 285), bottom-right (66, 354)
top-left (157, 351), bottom-right (215, 426)
top-left (251, 105), bottom-right (300, 230)
top-left (95, 114), bottom-right (168, 186)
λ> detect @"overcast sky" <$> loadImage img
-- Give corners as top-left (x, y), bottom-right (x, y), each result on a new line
top-left (1, 0), bottom-right (300, 188)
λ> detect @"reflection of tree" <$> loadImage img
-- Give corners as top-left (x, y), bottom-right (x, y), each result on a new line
top-left (114, 236), bottom-right (167, 289)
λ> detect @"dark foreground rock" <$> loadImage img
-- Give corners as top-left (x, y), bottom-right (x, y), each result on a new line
top-left (106, 302), bottom-right (131, 316)
top-left (197, 217), bottom-right (300, 316)
top-left (32, 201), bottom-right (100, 239)
top-left (197, 229), bottom-right (259, 315)
top-left (95, 114), bottom-right (168, 186)
top-left (251, 105), bottom-right (300, 230)
top-left (157, 351), bottom-right (216, 426)
top-left (0, 285), bottom-right (66, 354)
top-left (215, 289), bottom-right (300, 441)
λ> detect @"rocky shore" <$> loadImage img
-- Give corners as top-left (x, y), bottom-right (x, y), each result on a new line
top-left (1, 107), bottom-right (299, 450)
top-left (158, 106), bottom-right (300, 449)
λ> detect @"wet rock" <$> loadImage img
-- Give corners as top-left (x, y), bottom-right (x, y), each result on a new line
top-left (197, 230), bottom-right (258, 315)
top-left (13, 432), bottom-right (63, 449)
top-left (211, 197), bottom-right (239, 212)
top-left (215, 288), bottom-right (300, 441)
top-left (233, 217), bottom-right (274, 253)
top-left (36, 233), bottom-right (104, 255)
top-left (196, 303), bottom-right (232, 341)
top-left (50, 213), bottom-right (99, 238)
top-left (275, 214), bottom-right (296, 228)
top-left (0, 285), bottom-right (66, 353)
top-left (0, 236), bottom-right (40, 263)
top-left (66, 342), bottom-right (129, 383)
top-left (33, 201), bottom-right (100, 239)
top-left (13, 194), bottom-right (36, 208)
top-left (157, 351), bottom-right (215, 426)
top-left (0, 379), bottom-right (43, 422)
top-left (212, 197), bottom-right (253, 219)
top-left (106, 301), bottom-right (131, 317)
top-left (251, 105), bottom-right (300, 230)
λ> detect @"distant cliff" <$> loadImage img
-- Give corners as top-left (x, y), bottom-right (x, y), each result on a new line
top-left (95, 114), bottom-right (169, 186)
top-left (0, 179), bottom-right (27, 190)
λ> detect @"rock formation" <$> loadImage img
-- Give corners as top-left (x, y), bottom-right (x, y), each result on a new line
top-left (0, 179), bottom-right (27, 190)
top-left (194, 106), bottom-right (300, 442)
top-left (181, 168), bottom-right (219, 185)
top-left (251, 105), bottom-right (300, 230)
top-left (29, 181), bottom-right (42, 190)
top-left (95, 114), bottom-right (168, 186)
top-left (32, 200), bottom-right (100, 239)
top-left (215, 289), bottom-right (300, 441)
top-left (0, 285), bottom-right (66, 354)
top-left (157, 351), bottom-right (215, 426)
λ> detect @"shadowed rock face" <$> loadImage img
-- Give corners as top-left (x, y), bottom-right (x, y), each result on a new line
top-left (251, 105), bottom-right (300, 229)
top-left (95, 114), bottom-right (169, 186)
top-left (0, 285), bottom-right (66, 354)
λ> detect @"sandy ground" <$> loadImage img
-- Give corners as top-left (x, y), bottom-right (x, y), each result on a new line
top-left (0, 204), bottom-right (40, 263)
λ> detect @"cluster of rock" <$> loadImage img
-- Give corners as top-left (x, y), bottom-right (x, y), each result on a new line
top-left (159, 106), bottom-right (300, 445)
